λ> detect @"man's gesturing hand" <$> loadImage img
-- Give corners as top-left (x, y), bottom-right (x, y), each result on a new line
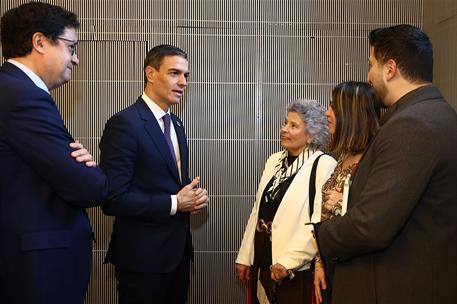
top-left (177, 176), bottom-right (208, 213)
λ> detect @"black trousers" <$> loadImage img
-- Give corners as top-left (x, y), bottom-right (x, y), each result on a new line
top-left (115, 255), bottom-right (190, 304)
top-left (250, 267), bottom-right (314, 304)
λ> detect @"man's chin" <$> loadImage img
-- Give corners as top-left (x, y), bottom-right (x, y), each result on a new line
top-left (60, 78), bottom-right (71, 87)
top-left (374, 91), bottom-right (388, 108)
top-left (378, 100), bottom-right (389, 108)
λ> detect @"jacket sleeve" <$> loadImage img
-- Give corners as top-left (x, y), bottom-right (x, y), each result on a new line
top-left (236, 153), bottom-right (277, 266)
top-left (316, 116), bottom-right (438, 262)
top-left (276, 154), bottom-right (336, 270)
top-left (99, 113), bottom-right (172, 218)
top-left (5, 87), bottom-right (107, 207)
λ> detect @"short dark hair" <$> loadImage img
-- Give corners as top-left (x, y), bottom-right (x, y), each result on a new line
top-left (143, 44), bottom-right (188, 85)
top-left (328, 81), bottom-right (380, 155)
top-left (1, 2), bottom-right (79, 59)
top-left (369, 24), bottom-right (433, 83)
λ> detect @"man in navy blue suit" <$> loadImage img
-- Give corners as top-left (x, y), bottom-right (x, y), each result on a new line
top-left (0, 2), bottom-right (107, 304)
top-left (100, 45), bottom-right (208, 304)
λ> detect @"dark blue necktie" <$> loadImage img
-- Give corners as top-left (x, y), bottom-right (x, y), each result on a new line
top-left (162, 113), bottom-right (177, 165)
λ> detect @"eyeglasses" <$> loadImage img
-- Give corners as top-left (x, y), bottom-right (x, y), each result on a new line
top-left (56, 37), bottom-right (78, 56)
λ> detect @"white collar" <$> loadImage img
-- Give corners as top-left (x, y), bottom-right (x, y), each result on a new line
top-left (7, 59), bottom-right (49, 94)
top-left (141, 92), bottom-right (170, 121)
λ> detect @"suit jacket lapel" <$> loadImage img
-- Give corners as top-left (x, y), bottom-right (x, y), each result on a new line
top-left (135, 98), bottom-right (181, 183)
top-left (171, 114), bottom-right (188, 185)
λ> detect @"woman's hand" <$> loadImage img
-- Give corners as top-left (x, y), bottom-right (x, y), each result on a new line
top-left (314, 261), bottom-right (327, 303)
top-left (270, 263), bottom-right (288, 282)
top-left (235, 263), bottom-right (250, 286)
top-left (323, 189), bottom-right (343, 213)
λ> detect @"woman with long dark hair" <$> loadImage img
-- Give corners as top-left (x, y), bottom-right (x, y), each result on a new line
top-left (314, 81), bottom-right (380, 304)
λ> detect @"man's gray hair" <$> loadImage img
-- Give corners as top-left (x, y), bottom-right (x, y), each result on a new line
top-left (287, 99), bottom-right (329, 150)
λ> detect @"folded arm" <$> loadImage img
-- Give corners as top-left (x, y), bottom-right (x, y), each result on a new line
top-left (316, 117), bottom-right (437, 261)
top-left (6, 89), bottom-right (107, 206)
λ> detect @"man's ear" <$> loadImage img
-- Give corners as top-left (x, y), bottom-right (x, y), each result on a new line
top-left (31, 32), bottom-right (46, 55)
top-left (144, 66), bottom-right (157, 84)
top-left (384, 59), bottom-right (398, 81)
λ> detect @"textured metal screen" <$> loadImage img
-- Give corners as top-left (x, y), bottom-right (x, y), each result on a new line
top-left (0, 1), bottom-right (423, 303)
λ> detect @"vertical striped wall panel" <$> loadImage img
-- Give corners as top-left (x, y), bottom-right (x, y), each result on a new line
top-left (1, 1), bottom-right (423, 303)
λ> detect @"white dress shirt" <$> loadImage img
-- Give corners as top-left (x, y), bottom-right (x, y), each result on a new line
top-left (142, 92), bottom-right (181, 215)
top-left (7, 59), bottom-right (49, 94)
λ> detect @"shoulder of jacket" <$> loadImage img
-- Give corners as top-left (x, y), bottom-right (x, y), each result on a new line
top-left (319, 153), bottom-right (337, 164)
top-left (267, 151), bottom-right (283, 162)
top-left (106, 104), bottom-right (139, 127)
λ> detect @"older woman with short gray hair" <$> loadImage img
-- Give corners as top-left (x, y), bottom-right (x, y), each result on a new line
top-left (236, 99), bottom-right (336, 304)
top-left (288, 99), bottom-right (329, 151)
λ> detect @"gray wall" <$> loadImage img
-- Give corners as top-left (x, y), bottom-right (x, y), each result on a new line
top-left (0, 0), bottom-right (423, 303)
top-left (423, 0), bottom-right (457, 110)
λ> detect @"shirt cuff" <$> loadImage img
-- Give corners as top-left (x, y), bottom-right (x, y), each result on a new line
top-left (170, 195), bottom-right (177, 215)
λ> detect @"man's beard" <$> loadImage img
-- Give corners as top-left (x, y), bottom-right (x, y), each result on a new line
top-left (372, 80), bottom-right (389, 108)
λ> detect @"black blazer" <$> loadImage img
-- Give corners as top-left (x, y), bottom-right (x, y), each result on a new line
top-left (0, 62), bottom-right (107, 304)
top-left (100, 98), bottom-right (192, 273)
top-left (316, 85), bottom-right (457, 304)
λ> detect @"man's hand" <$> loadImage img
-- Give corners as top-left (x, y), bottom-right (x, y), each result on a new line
top-left (177, 176), bottom-right (208, 213)
top-left (314, 261), bottom-right (327, 303)
top-left (191, 185), bottom-right (208, 214)
top-left (69, 140), bottom-right (96, 167)
top-left (270, 263), bottom-right (288, 282)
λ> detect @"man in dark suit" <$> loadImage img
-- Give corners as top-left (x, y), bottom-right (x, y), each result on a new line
top-left (0, 3), bottom-right (107, 304)
top-left (315, 24), bottom-right (457, 304)
top-left (100, 44), bottom-right (208, 304)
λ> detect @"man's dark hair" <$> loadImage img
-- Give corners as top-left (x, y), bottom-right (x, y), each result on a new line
top-left (0, 2), bottom-right (79, 59)
top-left (143, 44), bottom-right (188, 85)
top-left (369, 24), bottom-right (433, 83)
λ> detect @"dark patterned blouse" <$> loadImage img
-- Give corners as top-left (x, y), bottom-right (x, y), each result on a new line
top-left (321, 155), bottom-right (358, 221)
